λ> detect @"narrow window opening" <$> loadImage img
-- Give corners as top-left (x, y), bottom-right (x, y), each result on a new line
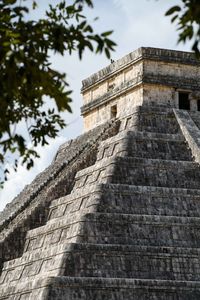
top-left (179, 92), bottom-right (190, 110)
top-left (111, 105), bottom-right (117, 119)
top-left (197, 100), bottom-right (200, 111)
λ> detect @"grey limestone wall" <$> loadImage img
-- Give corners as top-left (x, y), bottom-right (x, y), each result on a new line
top-left (2, 104), bottom-right (200, 299)
top-left (0, 119), bottom-right (120, 272)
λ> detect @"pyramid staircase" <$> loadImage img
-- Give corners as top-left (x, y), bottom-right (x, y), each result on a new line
top-left (1, 105), bottom-right (200, 299)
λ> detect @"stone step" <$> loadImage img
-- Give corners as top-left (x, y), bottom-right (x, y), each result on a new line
top-left (74, 156), bottom-right (200, 190)
top-left (41, 277), bottom-right (200, 300)
top-left (63, 243), bottom-right (200, 281)
top-left (4, 242), bottom-right (200, 285)
top-left (48, 184), bottom-right (102, 221)
top-left (97, 130), bottom-right (192, 161)
top-left (102, 105), bottom-right (180, 135)
top-left (96, 184), bottom-right (200, 217)
top-left (1, 244), bottom-right (200, 295)
top-left (100, 130), bottom-right (185, 144)
top-left (0, 243), bottom-right (69, 285)
top-left (137, 107), bottom-right (180, 134)
top-left (80, 213), bottom-right (200, 247)
top-left (23, 212), bottom-right (83, 252)
top-left (112, 157), bottom-right (200, 188)
top-left (24, 213), bottom-right (200, 251)
top-left (0, 275), bottom-right (48, 299)
top-left (48, 184), bottom-right (200, 221)
top-left (1, 276), bottom-right (199, 300)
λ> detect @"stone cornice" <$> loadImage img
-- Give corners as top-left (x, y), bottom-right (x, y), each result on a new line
top-left (142, 47), bottom-right (199, 65)
top-left (82, 48), bottom-right (143, 92)
top-left (81, 77), bottom-right (142, 115)
top-left (81, 74), bottom-right (200, 115)
top-left (144, 74), bottom-right (200, 91)
top-left (82, 47), bottom-right (199, 92)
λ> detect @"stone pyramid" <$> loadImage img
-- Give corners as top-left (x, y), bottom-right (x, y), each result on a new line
top-left (1, 47), bottom-right (200, 299)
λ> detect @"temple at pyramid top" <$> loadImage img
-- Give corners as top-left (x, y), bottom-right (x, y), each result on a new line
top-left (81, 47), bottom-right (200, 131)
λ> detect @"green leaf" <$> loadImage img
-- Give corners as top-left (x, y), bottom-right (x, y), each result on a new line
top-left (171, 14), bottom-right (178, 23)
top-left (165, 6), bottom-right (181, 16)
top-left (105, 47), bottom-right (110, 59)
top-left (101, 30), bottom-right (113, 37)
top-left (32, 1), bottom-right (37, 9)
top-left (4, 0), bottom-right (17, 4)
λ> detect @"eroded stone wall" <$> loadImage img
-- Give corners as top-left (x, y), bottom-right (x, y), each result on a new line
top-left (83, 86), bottom-right (143, 130)
top-left (143, 84), bottom-right (175, 107)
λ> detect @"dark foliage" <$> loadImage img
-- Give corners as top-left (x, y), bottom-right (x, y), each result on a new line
top-left (0, 0), bottom-right (116, 184)
top-left (166, 0), bottom-right (200, 56)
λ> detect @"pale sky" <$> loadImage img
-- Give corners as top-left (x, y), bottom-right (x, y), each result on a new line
top-left (0, 0), bottom-right (192, 211)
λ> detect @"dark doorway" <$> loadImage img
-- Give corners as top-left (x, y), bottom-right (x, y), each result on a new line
top-left (197, 100), bottom-right (200, 111)
top-left (179, 92), bottom-right (190, 110)
top-left (111, 105), bottom-right (117, 119)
